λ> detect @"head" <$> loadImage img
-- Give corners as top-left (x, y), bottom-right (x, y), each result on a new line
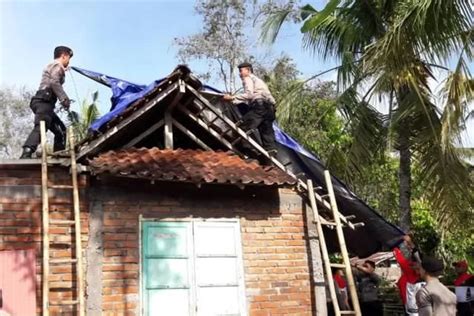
top-left (419, 256), bottom-right (444, 280)
top-left (238, 62), bottom-right (253, 78)
top-left (54, 46), bottom-right (73, 68)
top-left (364, 260), bottom-right (376, 273)
top-left (453, 260), bottom-right (468, 275)
top-left (332, 267), bottom-right (344, 276)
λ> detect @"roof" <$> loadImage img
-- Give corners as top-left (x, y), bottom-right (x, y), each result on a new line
top-left (88, 148), bottom-right (296, 186)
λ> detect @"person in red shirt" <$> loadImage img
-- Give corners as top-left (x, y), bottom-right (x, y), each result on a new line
top-left (453, 260), bottom-right (473, 316)
top-left (393, 235), bottom-right (424, 315)
top-left (453, 260), bottom-right (472, 286)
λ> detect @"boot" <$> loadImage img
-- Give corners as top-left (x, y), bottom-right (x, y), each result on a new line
top-left (19, 147), bottom-right (34, 159)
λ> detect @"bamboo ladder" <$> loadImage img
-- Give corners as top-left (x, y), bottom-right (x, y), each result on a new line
top-left (307, 176), bottom-right (361, 316)
top-left (177, 85), bottom-right (363, 315)
top-left (40, 121), bottom-right (84, 316)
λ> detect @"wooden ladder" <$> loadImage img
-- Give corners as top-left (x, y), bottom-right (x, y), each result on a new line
top-left (178, 85), bottom-right (363, 315)
top-left (308, 176), bottom-right (361, 316)
top-left (40, 121), bottom-right (85, 316)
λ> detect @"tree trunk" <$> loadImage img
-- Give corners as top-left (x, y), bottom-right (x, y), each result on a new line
top-left (398, 124), bottom-right (412, 231)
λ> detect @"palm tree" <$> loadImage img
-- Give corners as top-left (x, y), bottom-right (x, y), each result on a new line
top-left (262, 0), bottom-right (473, 230)
top-left (68, 91), bottom-right (100, 142)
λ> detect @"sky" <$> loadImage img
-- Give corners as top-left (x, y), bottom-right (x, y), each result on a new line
top-left (1, 0), bottom-right (472, 146)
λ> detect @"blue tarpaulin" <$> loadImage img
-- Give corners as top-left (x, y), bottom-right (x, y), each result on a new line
top-left (72, 66), bottom-right (404, 256)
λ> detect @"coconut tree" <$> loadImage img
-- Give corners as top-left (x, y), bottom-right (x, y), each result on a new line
top-left (262, 0), bottom-right (473, 230)
top-left (67, 91), bottom-right (100, 141)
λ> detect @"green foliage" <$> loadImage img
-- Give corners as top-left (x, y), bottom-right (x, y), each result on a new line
top-left (68, 91), bottom-right (100, 142)
top-left (261, 0), bottom-right (474, 230)
top-left (0, 87), bottom-right (33, 158)
top-left (411, 201), bottom-right (441, 256)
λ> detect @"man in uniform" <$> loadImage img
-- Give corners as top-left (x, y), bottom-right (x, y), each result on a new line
top-left (222, 62), bottom-right (277, 162)
top-left (416, 256), bottom-right (457, 316)
top-left (20, 46), bottom-right (73, 159)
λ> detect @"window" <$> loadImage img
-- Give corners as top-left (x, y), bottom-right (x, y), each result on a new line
top-left (141, 221), bottom-right (246, 316)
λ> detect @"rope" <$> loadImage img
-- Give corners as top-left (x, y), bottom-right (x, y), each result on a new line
top-left (68, 69), bottom-right (82, 106)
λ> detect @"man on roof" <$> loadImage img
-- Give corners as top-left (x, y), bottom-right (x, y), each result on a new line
top-left (20, 46), bottom-right (73, 159)
top-left (222, 62), bottom-right (277, 163)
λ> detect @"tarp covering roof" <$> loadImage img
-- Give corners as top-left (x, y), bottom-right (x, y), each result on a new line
top-left (72, 66), bottom-right (404, 257)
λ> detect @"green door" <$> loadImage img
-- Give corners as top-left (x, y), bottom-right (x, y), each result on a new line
top-left (142, 222), bottom-right (194, 316)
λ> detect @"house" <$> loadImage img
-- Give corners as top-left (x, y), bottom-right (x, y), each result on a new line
top-left (0, 66), bottom-right (403, 315)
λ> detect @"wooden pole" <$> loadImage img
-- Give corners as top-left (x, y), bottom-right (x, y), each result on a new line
top-left (68, 127), bottom-right (85, 316)
top-left (164, 110), bottom-right (173, 149)
top-left (324, 171), bottom-right (361, 316)
top-left (307, 180), bottom-right (339, 315)
top-left (40, 121), bottom-right (50, 316)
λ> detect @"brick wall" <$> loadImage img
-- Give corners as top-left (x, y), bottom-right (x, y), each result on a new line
top-left (93, 178), bottom-right (315, 316)
top-left (0, 167), bottom-right (316, 315)
top-left (0, 164), bottom-right (89, 315)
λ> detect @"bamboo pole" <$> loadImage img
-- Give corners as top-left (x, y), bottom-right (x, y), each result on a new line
top-left (40, 121), bottom-right (50, 316)
top-left (324, 171), bottom-right (361, 316)
top-left (307, 180), bottom-right (339, 315)
top-left (68, 127), bottom-right (85, 316)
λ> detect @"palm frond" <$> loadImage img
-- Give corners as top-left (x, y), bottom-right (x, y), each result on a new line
top-left (260, 8), bottom-right (293, 44)
top-left (440, 53), bottom-right (474, 150)
top-left (300, 0), bottom-right (340, 33)
top-left (332, 86), bottom-right (388, 179)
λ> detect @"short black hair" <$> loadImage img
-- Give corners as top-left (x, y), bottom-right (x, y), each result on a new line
top-left (238, 62), bottom-right (253, 72)
top-left (54, 46), bottom-right (73, 59)
top-left (421, 256), bottom-right (444, 275)
top-left (365, 260), bottom-right (376, 269)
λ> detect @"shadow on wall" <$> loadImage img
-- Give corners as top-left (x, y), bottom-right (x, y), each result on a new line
top-left (0, 249), bottom-right (37, 315)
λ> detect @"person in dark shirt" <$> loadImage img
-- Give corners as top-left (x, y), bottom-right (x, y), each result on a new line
top-left (20, 46), bottom-right (73, 158)
top-left (354, 260), bottom-right (382, 316)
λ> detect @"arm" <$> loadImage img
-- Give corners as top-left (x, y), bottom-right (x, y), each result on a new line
top-left (232, 76), bottom-right (255, 103)
top-left (416, 288), bottom-right (433, 316)
top-left (49, 64), bottom-right (69, 106)
top-left (393, 247), bottom-right (412, 274)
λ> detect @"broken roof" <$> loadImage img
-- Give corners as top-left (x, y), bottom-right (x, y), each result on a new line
top-left (89, 148), bottom-right (295, 186)
top-left (72, 65), bottom-right (404, 257)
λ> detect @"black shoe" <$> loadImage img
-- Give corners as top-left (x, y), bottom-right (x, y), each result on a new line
top-left (20, 147), bottom-right (34, 159)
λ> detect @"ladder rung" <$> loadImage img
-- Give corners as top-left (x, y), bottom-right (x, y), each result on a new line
top-left (231, 137), bottom-right (242, 145)
top-left (48, 184), bottom-right (74, 189)
top-left (50, 219), bottom-right (75, 225)
top-left (219, 128), bottom-right (231, 137)
top-left (340, 311), bottom-right (357, 314)
top-left (50, 258), bottom-right (77, 264)
top-left (283, 162), bottom-right (292, 167)
top-left (330, 263), bottom-right (346, 268)
top-left (206, 116), bottom-right (220, 126)
top-left (49, 300), bottom-right (79, 306)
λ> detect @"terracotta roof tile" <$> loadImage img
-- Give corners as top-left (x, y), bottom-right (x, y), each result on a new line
top-left (88, 148), bottom-right (296, 186)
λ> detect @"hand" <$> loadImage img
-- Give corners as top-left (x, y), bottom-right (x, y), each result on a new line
top-left (222, 94), bottom-right (234, 101)
top-left (61, 98), bottom-right (71, 110)
top-left (403, 234), bottom-right (415, 249)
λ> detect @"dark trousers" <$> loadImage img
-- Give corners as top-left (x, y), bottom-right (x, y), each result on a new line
top-left (360, 301), bottom-right (382, 316)
top-left (23, 98), bottom-right (66, 152)
top-left (238, 100), bottom-right (276, 152)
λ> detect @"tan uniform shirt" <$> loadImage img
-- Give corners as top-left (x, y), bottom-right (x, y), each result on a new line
top-left (38, 60), bottom-right (69, 102)
top-left (233, 74), bottom-right (275, 105)
top-left (416, 278), bottom-right (457, 316)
